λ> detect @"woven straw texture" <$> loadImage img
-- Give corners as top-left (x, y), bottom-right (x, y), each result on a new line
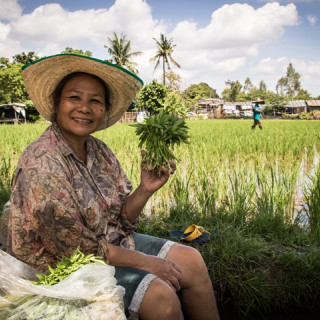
top-left (22, 54), bottom-right (143, 130)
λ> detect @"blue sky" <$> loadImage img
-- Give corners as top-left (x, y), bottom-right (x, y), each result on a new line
top-left (1, 0), bottom-right (320, 97)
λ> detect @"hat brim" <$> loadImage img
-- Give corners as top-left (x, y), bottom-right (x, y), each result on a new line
top-left (252, 100), bottom-right (265, 104)
top-left (22, 54), bottom-right (143, 130)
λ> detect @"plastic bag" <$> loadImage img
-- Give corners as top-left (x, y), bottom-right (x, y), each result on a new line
top-left (0, 250), bottom-right (126, 319)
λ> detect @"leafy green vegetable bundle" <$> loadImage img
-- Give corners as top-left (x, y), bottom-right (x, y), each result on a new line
top-left (33, 247), bottom-right (105, 286)
top-left (132, 110), bottom-right (189, 175)
top-left (0, 248), bottom-right (126, 319)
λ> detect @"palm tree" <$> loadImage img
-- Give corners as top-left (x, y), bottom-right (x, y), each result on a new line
top-left (150, 34), bottom-right (181, 86)
top-left (104, 32), bottom-right (142, 74)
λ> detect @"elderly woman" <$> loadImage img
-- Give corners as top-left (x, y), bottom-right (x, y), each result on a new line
top-left (7, 54), bottom-right (220, 320)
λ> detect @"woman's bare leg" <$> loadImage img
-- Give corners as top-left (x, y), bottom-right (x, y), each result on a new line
top-left (167, 243), bottom-right (220, 320)
top-left (139, 278), bottom-right (184, 320)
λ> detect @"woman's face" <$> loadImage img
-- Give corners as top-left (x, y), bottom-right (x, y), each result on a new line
top-left (56, 73), bottom-right (106, 141)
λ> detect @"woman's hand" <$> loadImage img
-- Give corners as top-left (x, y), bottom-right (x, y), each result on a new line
top-left (139, 150), bottom-right (176, 195)
top-left (144, 255), bottom-right (182, 292)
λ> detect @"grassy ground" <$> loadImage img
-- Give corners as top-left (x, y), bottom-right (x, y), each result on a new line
top-left (1, 119), bottom-right (320, 318)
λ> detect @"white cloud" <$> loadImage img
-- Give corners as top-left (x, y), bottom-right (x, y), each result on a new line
top-left (0, 0), bottom-right (22, 20)
top-left (5, 0), bottom-right (165, 58)
top-left (307, 15), bottom-right (317, 26)
top-left (0, 0), bottom-right (319, 96)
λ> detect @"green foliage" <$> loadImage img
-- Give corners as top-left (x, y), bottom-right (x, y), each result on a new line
top-left (136, 80), bottom-right (168, 113)
top-left (0, 62), bottom-right (28, 104)
top-left (104, 32), bottom-right (142, 74)
top-left (150, 33), bottom-right (180, 85)
top-left (12, 52), bottom-right (39, 64)
top-left (223, 80), bottom-right (242, 101)
top-left (163, 91), bottom-right (187, 116)
top-left (165, 71), bottom-right (182, 91)
top-left (131, 110), bottom-right (189, 175)
top-left (33, 247), bottom-right (105, 286)
top-left (276, 63), bottom-right (301, 97)
top-left (183, 82), bottom-right (219, 100)
top-left (61, 47), bottom-right (92, 56)
top-left (305, 169), bottom-right (320, 243)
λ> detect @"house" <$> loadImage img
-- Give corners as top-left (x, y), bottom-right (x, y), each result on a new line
top-left (196, 99), bottom-right (224, 118)
top-left (223, 102), bottom-right (240, 117)
top-left (286, 100), bottom-right (307, 114)
top-left (306, 100), bottom-right (320, 113)
top-left (223, 102), bottom-right (256, 118)
top-left (0, 103), bottom-right (27, 124)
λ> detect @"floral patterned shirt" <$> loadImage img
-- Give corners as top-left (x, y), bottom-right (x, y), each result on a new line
top-left (7, 122), bottom-right (136, 272)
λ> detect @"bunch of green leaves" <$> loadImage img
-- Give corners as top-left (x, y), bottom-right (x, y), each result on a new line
top-left (132, 110), bottom-right (189, 175)
top-left (32, 247), bottom-right (105, 286)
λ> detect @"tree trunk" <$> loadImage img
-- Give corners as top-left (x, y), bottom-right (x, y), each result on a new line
top-left (162, 57), bottom-right (166, 86)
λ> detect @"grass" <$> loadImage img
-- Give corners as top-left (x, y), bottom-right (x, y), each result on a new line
top-left (1, 119), bottom-right (320, 318)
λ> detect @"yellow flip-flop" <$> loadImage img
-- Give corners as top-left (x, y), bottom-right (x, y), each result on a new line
top-left (169, 224), bottom-right (212, 244)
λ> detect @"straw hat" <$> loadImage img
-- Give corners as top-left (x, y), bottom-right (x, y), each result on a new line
top-left (252, 98), bottom-right (265, 104)
top-left (22, 53), bottom-right (143, 130)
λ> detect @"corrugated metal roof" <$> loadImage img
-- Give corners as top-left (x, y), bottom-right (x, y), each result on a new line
top-left (197, 99), bottom-right (223, 105)
top-left (306, 100), bottom-right (320, 107)
top-left (287, 100), bottom-right (306, 108)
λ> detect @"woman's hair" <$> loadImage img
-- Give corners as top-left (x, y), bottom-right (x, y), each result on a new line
top-left (51, 72), bottom-right (111, 121)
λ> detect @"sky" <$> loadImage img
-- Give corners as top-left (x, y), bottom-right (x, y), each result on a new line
top-left (1, 0), bottom-right (320, 97)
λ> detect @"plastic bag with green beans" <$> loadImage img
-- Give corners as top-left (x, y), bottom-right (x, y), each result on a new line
top-left (131, 110), bottom-right (189, 175)
top-left (0, 249), bottom-right (126, 319)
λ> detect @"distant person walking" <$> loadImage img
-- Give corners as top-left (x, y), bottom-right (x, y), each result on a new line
top-left (251, 98), bottom-right (264, 130)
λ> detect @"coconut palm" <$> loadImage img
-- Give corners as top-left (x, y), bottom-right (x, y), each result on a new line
top-left (150, 33), bottom-right (181, 86)
top-left (105, 32), bottom-right (142, 74)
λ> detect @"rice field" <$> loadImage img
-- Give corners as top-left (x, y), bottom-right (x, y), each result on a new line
top-left (1, 119), bottom-right (320, 318)
top-left (1, 119), bottom-right (320, 225)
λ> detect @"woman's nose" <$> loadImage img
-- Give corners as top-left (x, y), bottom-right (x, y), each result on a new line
top-left (77, 100), bottom-right (91, 113)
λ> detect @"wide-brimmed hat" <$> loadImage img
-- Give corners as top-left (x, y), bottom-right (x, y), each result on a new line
top-left (22, 53), bottom-right (143, 130)
top-left (252, 98), bottom-right (265, 104)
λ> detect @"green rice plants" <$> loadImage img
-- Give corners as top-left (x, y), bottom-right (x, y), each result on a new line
top-left (304, 167), bottom-right (320, 243)
top-left (0, 157), bottom-right (13, 214)
top-left (219, 171), bottom-right (255, 229)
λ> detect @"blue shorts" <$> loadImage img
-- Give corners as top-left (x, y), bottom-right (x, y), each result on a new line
top-left (114, 233), bottom-right (175, 319)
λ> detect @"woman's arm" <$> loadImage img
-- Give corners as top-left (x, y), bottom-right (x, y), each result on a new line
top-left (124, 154), bottom-right (176, 223)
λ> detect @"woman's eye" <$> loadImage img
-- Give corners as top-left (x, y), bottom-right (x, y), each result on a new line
top-left (69, 96), bottom-right (80, 100)
top-left (91, 99), bottom-right (103, 104)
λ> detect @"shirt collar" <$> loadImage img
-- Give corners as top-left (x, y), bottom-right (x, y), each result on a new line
top-left (51, 122), bottom-right (97, 160)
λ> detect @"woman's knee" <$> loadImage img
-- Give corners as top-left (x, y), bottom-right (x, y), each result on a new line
top-left (170, 244), bottom-right (207, 272)
top-left (139, 278), bottom-right (183, 320)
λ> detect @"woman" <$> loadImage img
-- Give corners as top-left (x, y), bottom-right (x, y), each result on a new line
top-left (8, 54), bottom-right (220, 320)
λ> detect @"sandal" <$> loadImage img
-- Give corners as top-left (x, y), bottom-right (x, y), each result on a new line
top-left (169, 224), bottom-right (212, 244)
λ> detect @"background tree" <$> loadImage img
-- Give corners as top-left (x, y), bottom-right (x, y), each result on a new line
top-left (12, 51), bottom-right (39, 65)
top-left (163, 91), bottom-right (187, 116)
top-left (183, 82), bottom-right (219, 100)
top-left (61, 47), bottom-right (92, 56)
top-left (296, 89), bottom-right (312, 100)
top-left (165, 71), bottom-right (182, 91)
top-left (150, 33), bottom-right (180, 86)
top-left (259, 80), bottom-right (267, 92)
top-left (276, 63), bottom-right (301, 97)
top-left (222, 80), bottom-right (242, 101)
top-left (105, 32), bottom-right (142, 74)
top-left (264, 92), bottom-right (287, 116)
top-left (0, 53), bottom-right (34, 103)
top-left (243, 77), bottom-right (254, 94)
top-left (136, 80), bottom-right (168, 114)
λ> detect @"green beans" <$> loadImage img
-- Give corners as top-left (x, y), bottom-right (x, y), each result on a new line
top-left (131, 110), bottom-right (189, 175)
